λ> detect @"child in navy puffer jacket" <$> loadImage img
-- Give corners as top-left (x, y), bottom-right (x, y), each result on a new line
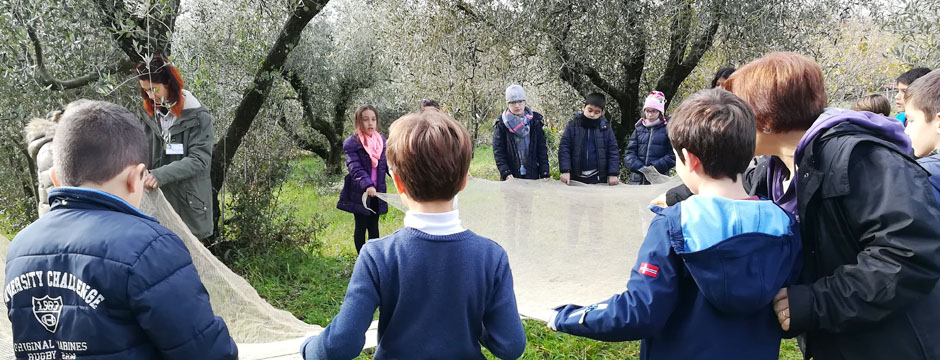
top-left (624, 91), bottom-right (675, 184)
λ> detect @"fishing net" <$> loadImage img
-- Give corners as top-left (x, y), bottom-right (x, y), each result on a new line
top-left (1, 170), bottom-right (679, 359)
top-left (373, 172), bottom-right (681, 320)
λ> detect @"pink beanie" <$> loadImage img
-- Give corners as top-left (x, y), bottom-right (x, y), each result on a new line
top-left (644, 91), bottom-right (667, 115)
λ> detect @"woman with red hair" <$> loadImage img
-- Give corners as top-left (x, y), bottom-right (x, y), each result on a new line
top-left (137, 56), bottom-right (215, 240)
top-left (731, 53), bottom-right (940, 360)
top-left (657, 52), bottom-right (940, 359)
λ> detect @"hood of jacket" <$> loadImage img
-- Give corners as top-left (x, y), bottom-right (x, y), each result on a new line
top-left (796, 109), bottom-right (911, 165)
top-left (175, 90), bottom-right (208, 122)
top-left (24, 115), bottom-right (59, 160)
top-left (664, 196), bottom-right (801, 314)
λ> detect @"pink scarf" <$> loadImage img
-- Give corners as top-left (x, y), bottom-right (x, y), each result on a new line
top-left (358, 131), bottom-right (384, 168)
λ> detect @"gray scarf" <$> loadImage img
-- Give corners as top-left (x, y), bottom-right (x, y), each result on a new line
top-left (502, 108), bottom-right (534, 175)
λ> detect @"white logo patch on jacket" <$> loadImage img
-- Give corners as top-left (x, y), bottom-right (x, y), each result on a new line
top-left (32, 296), bottom-right (63, 333)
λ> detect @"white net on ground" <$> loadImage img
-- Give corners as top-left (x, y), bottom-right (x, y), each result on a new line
top-left (138, 190), bottom-right (322, 344)
top-left (2, 174), bottom-right (678, 359)
top-left (375, 176), bottom-right (682, 320)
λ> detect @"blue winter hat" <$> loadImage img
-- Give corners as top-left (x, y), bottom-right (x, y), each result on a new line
top-left (506, 85), bottom-right (526, 103)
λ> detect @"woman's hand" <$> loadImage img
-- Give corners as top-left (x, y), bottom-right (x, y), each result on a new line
top-left (143, 172), bottom-right (159, 189)
top-left (366, 186), bottom-right (377, 197)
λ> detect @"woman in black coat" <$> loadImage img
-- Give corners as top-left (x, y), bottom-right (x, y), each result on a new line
top-left (728, 52), bottom-right (940, 360)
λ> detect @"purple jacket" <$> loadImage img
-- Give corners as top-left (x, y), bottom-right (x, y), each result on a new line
top-left (337, 134), bottom-right (388, 216)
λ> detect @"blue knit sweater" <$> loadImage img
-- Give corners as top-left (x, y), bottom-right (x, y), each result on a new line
top-left (301, 227), bottom-right (526, 360)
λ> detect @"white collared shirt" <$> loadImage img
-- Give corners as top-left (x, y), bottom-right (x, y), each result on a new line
top-left (403, 210), bottom-right (465, 236)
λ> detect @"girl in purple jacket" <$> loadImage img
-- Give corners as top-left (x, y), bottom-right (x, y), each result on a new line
top-left (337, 106), bottom-right (388, 253)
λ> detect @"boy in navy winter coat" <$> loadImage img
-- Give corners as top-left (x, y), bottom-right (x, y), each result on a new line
top-left (548, 89), bottom-right (802, 360)
top-left (903, 69), bottom-right (940, 196)
top-left (4, 100), bottom-right (237, 360)
top-left (558, 92), bottom-right (620, 185)
top-left (301, 111), bottom-right (526, 360)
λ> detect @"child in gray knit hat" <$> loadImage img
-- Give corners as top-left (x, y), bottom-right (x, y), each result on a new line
top-left (492, 84), bottom-right (551, 180)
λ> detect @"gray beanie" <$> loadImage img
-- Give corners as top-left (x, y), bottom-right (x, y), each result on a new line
top-left (505, 85), bottom-right (526, 103)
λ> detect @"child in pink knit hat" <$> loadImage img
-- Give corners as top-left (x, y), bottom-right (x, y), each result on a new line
top-left (623, 91), bottom-right (676, 184)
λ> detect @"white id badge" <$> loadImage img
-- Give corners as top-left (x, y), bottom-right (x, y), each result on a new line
top-left (166, 143), bottom-right (184, 155)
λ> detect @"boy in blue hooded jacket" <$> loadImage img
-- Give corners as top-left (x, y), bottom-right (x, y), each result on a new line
top-left (4, 100), bottom-right (236, 360)
top-left (548, 89), bottom-right (802, 360)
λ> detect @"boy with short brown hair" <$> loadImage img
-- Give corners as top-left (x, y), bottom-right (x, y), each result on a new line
top-left (4, 100), bottom-right (236, 360)
top-left (301, 111), bottom-right (526, 360)
top-left (549, 89), bottom-right (801, 360)
top-left (903, 69), bottom-right (940, 194)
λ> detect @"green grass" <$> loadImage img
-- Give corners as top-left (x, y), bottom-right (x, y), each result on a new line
top-left (232, 149), bottom-right (804, 359)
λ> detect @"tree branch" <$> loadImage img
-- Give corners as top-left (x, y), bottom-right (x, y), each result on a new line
top-left (680, 3), bottom-right (722, 69)
top-left (619, 0), bottom-right (648, 108)
top-left (210, 0), bottom-right (330, 236)
top-left (26, 25), bottom-right (134, 90)
top-left (276, 115), bottom-right (329, 159)
top-left (282, 69), bottom-right (338, 144)
top-left (654, 1), bottom-right (723, 108)
top-left (452, 0), bottom-right (498, 29)
top-left (90, 0), bottom-right (147, 61)
top-left (663, 1), bottom-right (693, 74)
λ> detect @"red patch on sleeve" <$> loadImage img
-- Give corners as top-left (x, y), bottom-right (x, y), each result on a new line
top-left (638, 263), bottom-right (659, 278)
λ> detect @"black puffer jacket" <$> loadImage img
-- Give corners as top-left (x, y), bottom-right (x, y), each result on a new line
top-left (787, 122), bottom-right (940, 360)
top-left (558, 114), bottom-right (620, 182)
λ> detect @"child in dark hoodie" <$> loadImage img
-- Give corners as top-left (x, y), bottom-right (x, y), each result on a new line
top-left (548, 89), bottom-right (801, 360)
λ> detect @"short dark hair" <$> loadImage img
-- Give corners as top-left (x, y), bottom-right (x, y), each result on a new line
top-left (420, 98), bottom-right (441, 110)
top-left (905, 70), bottom-right (940, 122)
top-left (897, 67), bottom-right (932, 86)
top-left (710, 67), bottom-right (736, 88)
top-left (852, 94), bottom-right (892, 117)
top-left (584, 92), bottom-right (606, 109)
top-left (668, 89), bottom-right (756, 181)
top-left (386, 111), bottom-right (472, 202)
top-left (725, 52), bottom-right (827, 132)
top-left (53, 100), bottom-right (148, 186)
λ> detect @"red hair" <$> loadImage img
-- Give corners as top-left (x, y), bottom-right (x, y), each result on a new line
top-left (725, 52), bottom-right (827, 132)
top-left (136, 56), bottom-right (185, 117)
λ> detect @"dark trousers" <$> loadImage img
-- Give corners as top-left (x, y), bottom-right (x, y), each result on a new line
top-left (353, 213), bottom-right (380, 253)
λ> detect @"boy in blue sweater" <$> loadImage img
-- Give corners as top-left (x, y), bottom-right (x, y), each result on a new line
top-left (4, 100), bottom-right (237, 359)
top-left (903, 69), bottom-right (940, 195)
top-left (301, 111), bottom-right (526, 359)
top-left (547, 89), bottom-right (802, 360)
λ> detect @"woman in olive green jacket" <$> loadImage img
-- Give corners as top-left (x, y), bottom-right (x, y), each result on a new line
top-left (137, 56), bottom-right (215, 240)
